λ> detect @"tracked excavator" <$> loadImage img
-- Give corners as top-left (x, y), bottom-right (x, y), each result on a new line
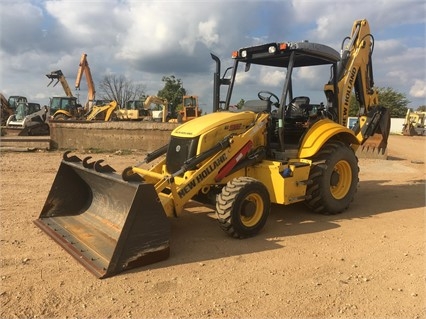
top-left (35, 19), bottom-right (390, 278)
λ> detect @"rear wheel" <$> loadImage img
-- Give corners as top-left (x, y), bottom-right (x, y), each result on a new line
top-left (305, 141), bottom-right (359, 214)
top-left (216, 177), bottom-right (270, 238)
top-left (54, 114), bottom-right (69, 121)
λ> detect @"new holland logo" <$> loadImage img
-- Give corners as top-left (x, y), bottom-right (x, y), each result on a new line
top-left (343, 66), bottom-right (357, 127)
top-left (177, 153), bottom-right (227, 199)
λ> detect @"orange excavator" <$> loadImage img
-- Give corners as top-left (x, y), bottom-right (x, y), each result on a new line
top-left (75, 53), bottom-right (96, 109)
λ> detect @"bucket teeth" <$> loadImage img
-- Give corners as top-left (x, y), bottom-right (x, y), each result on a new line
top-left (63, 151), bottom-right (82, 163)
top-left (94, 159), bottom-right (116, 173)
top-left (83, 156), bottom-right (95, 169)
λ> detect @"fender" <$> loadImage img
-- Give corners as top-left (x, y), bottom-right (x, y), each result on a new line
top-left (298, 119), bottom-right (360, 158)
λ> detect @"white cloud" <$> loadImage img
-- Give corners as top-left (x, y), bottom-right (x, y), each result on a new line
top-left (198, 19), bottom-right (219, 47)
top-left (260, 69), bottom-right (285, 87)
top-left (0, 0), bottom-right (424, 109)
top-left (410, 80), bottom-right (426, 99)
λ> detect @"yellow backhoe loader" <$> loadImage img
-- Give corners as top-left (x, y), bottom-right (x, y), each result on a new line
top-left (35, 19), bottom-right (390, 278)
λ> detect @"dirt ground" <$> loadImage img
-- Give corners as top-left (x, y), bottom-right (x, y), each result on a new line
top-left (0, 135), bottom-right (424, 319)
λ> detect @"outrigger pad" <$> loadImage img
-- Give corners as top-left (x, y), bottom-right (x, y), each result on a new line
top-left (34, 160), bottom-right (170, 278)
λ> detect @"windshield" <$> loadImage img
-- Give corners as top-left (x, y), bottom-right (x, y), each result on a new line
top-left (183, 97), bottom-right (197, 107)
top-left (227, 60), bottom-right (331, 109)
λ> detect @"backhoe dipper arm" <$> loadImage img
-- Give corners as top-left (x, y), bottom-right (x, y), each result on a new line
top-left (324, 19), bottom-right (389, 151)
top-left (143, 96), bottom-right (168, 109)
top-left (325, 19), bottom-right (378, 128)
top-left (144, 96), bottom-right (169, 122)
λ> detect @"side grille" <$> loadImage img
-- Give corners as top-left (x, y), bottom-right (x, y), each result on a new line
top-left (166, 136), bottom-right (199, 174)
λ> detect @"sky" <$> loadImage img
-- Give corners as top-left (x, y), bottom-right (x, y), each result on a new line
top-left (0, 0), bottom-right (425, 113)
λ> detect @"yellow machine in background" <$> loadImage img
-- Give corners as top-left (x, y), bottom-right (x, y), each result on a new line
top-left (402, 109), bottom-right (426, 136)
top-left (1, 93), bottom-right (16, 126)
top-left (47, 54), bottom-right (118, 121)
top-left (177, 95), bottom-right (201, 122)
top-left (116, 95), bottom-right (169, 122)
top-left (168, 95), bottom-right (202, 123)
top-left (35, 19), bottom-right (390, 278)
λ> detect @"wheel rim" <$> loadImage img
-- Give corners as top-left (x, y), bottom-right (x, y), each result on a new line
top-left (240, 193), bottom-right (264, 227)
top-left (330, 160), bottom-right (352, 199)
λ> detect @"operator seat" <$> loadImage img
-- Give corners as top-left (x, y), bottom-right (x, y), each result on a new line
top-left (285, 96), bottom-right (310, 119)
top-left (283, 96), bottom-right (310, 145)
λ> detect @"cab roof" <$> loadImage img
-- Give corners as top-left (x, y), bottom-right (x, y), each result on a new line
top-left (233, 41), bottom-right (340, 67)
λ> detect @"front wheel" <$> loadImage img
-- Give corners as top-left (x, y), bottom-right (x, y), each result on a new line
top-left (305, 141), bottom-right (359, 214)
top-left (216, 177), bottom-right (270, 238)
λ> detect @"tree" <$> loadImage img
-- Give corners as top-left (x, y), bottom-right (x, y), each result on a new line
top-left (348, 87), bottom-right (410, 118)
top-left (98, 74), bottom-right (145, 108)
top-left (377, 87), bottom-right (410, 118)
top-left (416, 105), bottom-right (426, 112)
top-left (157, 75), bottom-right (186, 116)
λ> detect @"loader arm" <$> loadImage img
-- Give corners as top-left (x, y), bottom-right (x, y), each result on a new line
top-left (46, 70), bottom-right (74, 97)
top-left (130, 112), bottom-right (269, 216)
top-left (324, 19), bottom-right (390, 153)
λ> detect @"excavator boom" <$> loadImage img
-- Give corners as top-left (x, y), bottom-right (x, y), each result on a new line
top-left (75, 53), bottom-right (96, 105)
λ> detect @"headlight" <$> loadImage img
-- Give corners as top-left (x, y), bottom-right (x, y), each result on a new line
top-left (268, 46), bottom-right (276, 54)
top-left (241, 50), bottom-right (247, 58)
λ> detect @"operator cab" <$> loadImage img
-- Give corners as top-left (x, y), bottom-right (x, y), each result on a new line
top-left (213, 41), bottom-right (340, 155)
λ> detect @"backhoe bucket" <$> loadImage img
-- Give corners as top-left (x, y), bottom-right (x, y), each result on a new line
top-left (34, 156), bottom-right (170, 279)
top-left (357, 106), bottom-right (391, 159)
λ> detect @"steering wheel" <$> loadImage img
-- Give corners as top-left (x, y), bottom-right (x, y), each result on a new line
top-left (257, 90), bottom-right (280, 107)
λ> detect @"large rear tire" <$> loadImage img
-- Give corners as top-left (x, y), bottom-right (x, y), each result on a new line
top-left (305, 141), bottom-right (359, 214)
top-left (216, 177), bottom-right (270, 238)
top-left (54, 114), bottom-right (69, 121)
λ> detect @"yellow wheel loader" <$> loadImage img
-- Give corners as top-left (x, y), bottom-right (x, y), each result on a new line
top-left (35, 19), bottom-right (390, 278)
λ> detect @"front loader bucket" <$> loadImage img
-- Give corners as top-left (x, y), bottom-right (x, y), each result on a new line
top-left (34, 157), bottom-right (170, 279)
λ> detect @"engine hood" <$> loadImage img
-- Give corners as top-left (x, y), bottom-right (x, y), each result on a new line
top-left (172, 111), bottom-right (257, 138)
